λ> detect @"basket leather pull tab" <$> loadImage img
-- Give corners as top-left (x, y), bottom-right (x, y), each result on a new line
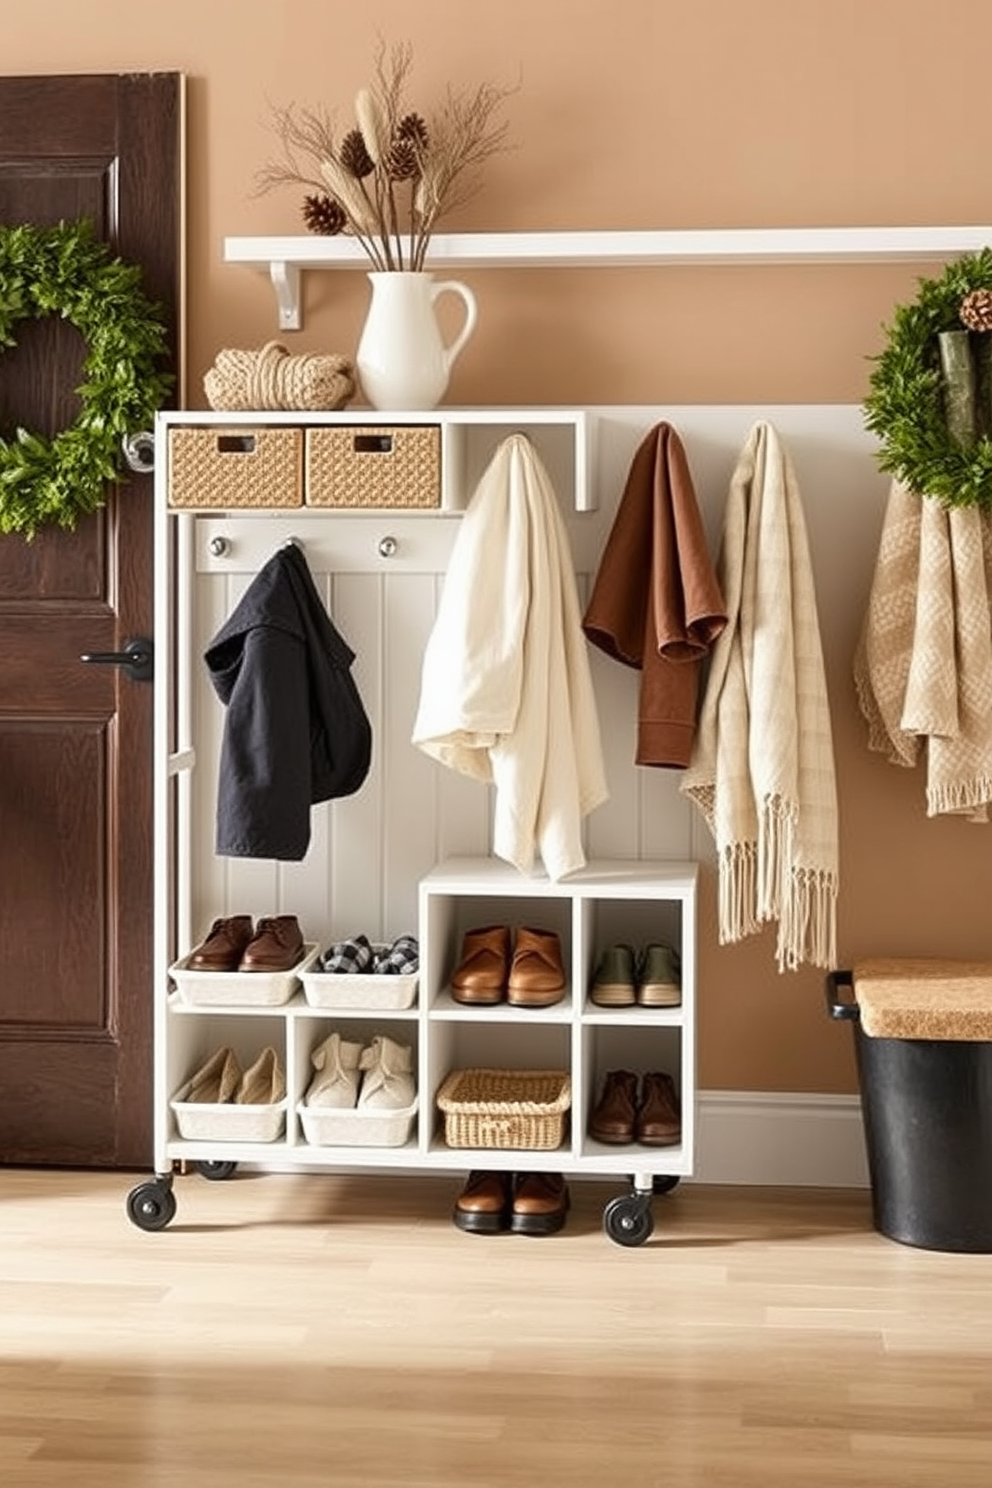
top-left (353, 433), bottom-right (394, 454)
top-left (217, 434), bottom-right (257, 455)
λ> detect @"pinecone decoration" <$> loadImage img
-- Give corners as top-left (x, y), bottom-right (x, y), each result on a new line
top-left (397, 112), bottom-right (429, 152)
top-left (340, 128), bottom-right (375, 179)
top-left (302, 193), bottom-right (347, 236)
top-left (385, 136), bottom-right (419, 182)
top-left (960, 288), bottom-right (992, 332)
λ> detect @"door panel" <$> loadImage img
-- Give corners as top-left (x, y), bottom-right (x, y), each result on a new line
top-left (0, 74), bottom-right (182, 1167)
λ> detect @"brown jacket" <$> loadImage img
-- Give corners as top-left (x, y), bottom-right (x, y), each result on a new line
top-left (582, 423), bottom-right (727, 767)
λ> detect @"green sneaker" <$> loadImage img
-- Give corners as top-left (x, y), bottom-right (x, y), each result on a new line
top-left (589, 943), bottom-right (637, 1006)
top-left (638, 944), bottom-right (682, 1007)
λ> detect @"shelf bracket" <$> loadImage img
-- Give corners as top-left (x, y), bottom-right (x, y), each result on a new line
top-left (270, 260), bottom-right (301, 331)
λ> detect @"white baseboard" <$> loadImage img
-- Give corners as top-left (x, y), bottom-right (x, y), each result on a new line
top-left (246, 1090), bottom-right (871, 1189)
top-left (693, 1090), bottom-right (869, 1187)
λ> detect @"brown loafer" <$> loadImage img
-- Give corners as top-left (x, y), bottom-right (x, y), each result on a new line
top-left (239, 915), bottom-right (304, 973)
top-left (450, 925), bottom-right (511, 1005)
top-left (588, 1069), bottom-right (638, 1144)
top-left (506, 926), bottom-right (566, 1007)
top-left (510, 1172), bottom-right (569, 1235)
top-left (452, 1170), bottom-right (514, 1233)
top-left (187, 915), bottom-right (254, 972)
top-left (636, 1070), bottom-right (681, 1146)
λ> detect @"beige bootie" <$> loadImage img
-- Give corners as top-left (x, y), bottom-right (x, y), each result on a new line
top-left (357, 1035), bottom-right (416, 1111)
top-left (187, 1046), bottom-right (242, 1104)
top-left (305, 1032), bottom-right (363, 1108)
top-left (236, 1046), bottom-right (286, 1105)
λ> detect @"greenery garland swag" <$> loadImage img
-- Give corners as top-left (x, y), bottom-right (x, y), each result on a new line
top-left (863, 248), bottom-right (992, 510)
top-left (0, 219), bottom-right (172, 539)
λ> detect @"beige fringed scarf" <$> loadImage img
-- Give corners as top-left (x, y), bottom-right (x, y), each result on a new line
top-left (681, 422), bottom-right (839, 972)
top-left (853, 479), bottom-right (992, 821)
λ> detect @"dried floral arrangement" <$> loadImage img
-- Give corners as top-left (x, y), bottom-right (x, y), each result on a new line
top-left (255, 40), bottom-right (515, 272)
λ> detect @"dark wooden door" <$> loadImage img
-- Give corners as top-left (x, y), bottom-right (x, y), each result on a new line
top-left (0, 74), bottom-right (182, 1167)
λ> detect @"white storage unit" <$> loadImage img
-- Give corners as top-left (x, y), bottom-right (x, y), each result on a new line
top-left (127, 407), bottom-right (698, 1246)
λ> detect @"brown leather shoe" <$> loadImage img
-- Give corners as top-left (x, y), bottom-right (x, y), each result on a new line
top-left (187, 915), bottom-right (254, 972)
top-left (637, 1070), bottom-right (681, 1146)
top-left (588, 1069), bottom-right (638, 1144)
top-left (510, 1172), bottom-right (570, 1235)
top-left (450, 925), bottom-right (511, 1004)
top-left (239, 915), bottom-right (304, 973)
top-left (452, 1170), bottom-right (513, 1233)
top-left (506, 926), bottom-right (566, 1007)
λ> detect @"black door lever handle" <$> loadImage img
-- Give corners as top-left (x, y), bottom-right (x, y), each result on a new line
top-left (80, 636), bottom-right (154, 683)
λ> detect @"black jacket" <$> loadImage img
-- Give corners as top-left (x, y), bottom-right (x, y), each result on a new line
top-left (204, 543), bottom-right (372, 860)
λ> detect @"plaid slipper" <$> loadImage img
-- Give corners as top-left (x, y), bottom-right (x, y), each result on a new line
top-left (320, 934), bottom-right (375, 975)
top-left (374, 935), bottom-right (419, 975)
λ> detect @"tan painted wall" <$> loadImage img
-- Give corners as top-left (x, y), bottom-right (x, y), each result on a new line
top-left (8, 0), bottom-right (992, 1094)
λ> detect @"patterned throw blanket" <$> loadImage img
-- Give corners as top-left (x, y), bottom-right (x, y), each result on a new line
top-left (681, 422), bottom-right (839, 972)
top-left (853, 480), bottom-right (992, 821)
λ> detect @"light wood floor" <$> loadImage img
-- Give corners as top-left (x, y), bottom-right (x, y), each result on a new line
top-left (2, 1167), bottom-right (991, 1487)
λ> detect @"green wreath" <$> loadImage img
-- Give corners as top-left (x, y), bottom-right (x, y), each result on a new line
top-left (863, 248), bottom-right (992, 509)
top-left (0, 219), bottom-right (173, 539)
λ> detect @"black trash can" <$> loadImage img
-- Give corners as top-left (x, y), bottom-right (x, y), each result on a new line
top-left (827, 965), bottom-right (992, 1253)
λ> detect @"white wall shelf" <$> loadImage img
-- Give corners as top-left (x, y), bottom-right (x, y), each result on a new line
top-left (224, 226), bottom-right (992, 329)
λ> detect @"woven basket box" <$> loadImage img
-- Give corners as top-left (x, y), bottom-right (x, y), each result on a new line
top-left (305, 425), bottom-right (441, 509)
top-left (168, 427), bottom-right (303, 509)
top-left (436, 1068), bottom-right (571, 1151)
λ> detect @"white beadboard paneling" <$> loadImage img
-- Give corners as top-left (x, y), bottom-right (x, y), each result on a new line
top-left (380, 571), bottom-right (444, 936)
top-left (320, 568), bottom-right (384, 942)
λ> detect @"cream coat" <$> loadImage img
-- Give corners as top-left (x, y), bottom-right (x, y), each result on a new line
top-left (412, 434), bottom-right (608, 880)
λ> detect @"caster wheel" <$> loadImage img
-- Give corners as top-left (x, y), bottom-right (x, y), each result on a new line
top-left (652, 1175), bottom-right (680, 1195)
top-left (126, 1179), bottom-right (177, 1232)
top-left (195, 1160), bottom-right (238, 1181)
top-left (603, 1193), bottom-right (654, 1247)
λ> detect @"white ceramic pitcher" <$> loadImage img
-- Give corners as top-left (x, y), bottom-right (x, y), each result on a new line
top-left (356, 271), bottom-right (477, 411)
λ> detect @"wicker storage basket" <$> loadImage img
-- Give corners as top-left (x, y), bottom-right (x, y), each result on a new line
top-left (168, 427), bottom-right (303, 509)
top-left (305, 425), bottom-right (441, 509)
top-left (435, 1068), bottom-right (571, 1151)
